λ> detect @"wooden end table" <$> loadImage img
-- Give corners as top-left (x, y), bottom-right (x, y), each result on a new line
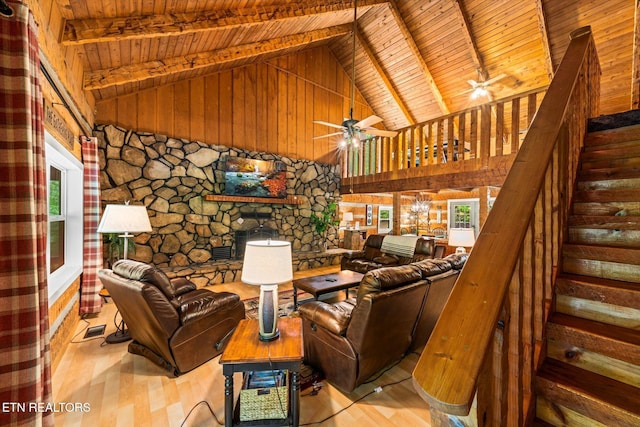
top-left (292, 270), bottom-right (364, 309)
top-left (219, 318), bottom-right (303, 427)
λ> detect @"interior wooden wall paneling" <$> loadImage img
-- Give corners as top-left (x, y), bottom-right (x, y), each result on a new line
top-left (95, 46), bottom-right (376, 163)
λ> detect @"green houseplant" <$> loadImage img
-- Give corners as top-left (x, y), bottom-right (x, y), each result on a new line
top-left (310, 201), bottom-right (340, 251)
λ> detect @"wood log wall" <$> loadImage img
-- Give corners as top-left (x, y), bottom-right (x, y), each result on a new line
top-left (95, 46), bottom-right (376, 164)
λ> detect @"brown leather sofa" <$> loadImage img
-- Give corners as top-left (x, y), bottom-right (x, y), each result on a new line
top-left (300, 253), bottom-right (468, 392)
top-left (98, 259), bottom-right (245, 375)
top-left (341, 234), bottom-right (446, 273)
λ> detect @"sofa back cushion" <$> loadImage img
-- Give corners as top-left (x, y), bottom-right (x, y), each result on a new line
top-left (443, 252), bottom-right (470, 270)
top-left (412, 258), bottom-right (452, 278)
top-left (356, 264), bottom-right (423, 303)
top-left (413, 237), bottom-right (436, 258)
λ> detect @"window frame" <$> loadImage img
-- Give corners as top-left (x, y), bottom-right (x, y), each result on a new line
top-left (45, 131), bottom-right (84, 305)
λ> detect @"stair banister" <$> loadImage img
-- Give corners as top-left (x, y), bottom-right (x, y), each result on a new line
top-left (412, 26), bottom-right (600, 425)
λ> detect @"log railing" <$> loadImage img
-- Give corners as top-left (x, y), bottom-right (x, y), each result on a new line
top-left (341, 87), bottom-right (547, 183)
top-left (411, 26), bottom-right (600, 426)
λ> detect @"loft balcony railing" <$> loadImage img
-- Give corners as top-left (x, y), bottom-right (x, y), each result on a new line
top-left (340, 87), bottom-right (547, 189)
top-left (412, 26), bottom-right (600, 426)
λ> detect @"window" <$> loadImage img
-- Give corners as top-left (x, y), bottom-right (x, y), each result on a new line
top-left (49, 165), bottom-right (65, 273)
top-left (448, 199), bottom-right (479, 233)
top-left (45, 131), bottom-right (83, 304)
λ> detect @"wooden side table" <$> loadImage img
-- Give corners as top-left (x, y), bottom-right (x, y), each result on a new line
top-left (219, 318), bottom-right (303, 427)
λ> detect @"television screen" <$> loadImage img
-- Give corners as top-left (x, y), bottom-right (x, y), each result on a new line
top-left (224, 157), bottom-right (287, 198)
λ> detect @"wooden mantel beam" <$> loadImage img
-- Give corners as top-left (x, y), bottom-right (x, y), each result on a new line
top-left (386, 0), bottom-right (449, 115)
top-left (83, 24), bottom-right (351, 90)
top-left (355, 28), bottom-right (416, 125)
top-left (62, 0), bottom-right (388, 45)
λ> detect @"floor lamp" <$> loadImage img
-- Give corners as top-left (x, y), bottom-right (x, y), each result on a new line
top-left (97, 202), bottom-right (152, 343)
top-left (241, 240), bottom-right (293, 341)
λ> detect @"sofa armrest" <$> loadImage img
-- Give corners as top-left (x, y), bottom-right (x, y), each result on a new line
top-left (342, 250), bottom-right (366, 260)
top-left (299, 300), bottom-right (354, 336)
top-left (171, 277), bottom-right (197, 296)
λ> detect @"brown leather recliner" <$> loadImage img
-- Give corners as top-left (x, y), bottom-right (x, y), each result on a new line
top-left (98, 259), bottom-right (245, 375)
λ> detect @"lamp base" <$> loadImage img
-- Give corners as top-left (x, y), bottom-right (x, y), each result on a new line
top-left (105, 317), bottom-right (132, 344)
top-left (455, 247), bottom-right (467, 254)
top-left (259, 329), bottom-right (280, 342)
top-left (258, 284), bottom-right (280, 342)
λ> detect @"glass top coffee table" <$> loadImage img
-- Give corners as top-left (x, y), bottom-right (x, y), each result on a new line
top-left (292, 270), bottom-right (364, 309)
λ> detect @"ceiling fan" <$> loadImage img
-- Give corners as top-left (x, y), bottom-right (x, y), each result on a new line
top-left (312, 0), bottom-right (398, 146)
top-left (462, 71), bottom-right (507, 99)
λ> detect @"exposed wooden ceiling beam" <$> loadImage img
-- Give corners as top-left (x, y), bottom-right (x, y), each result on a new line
top-left (62, 0), bottom-right (388, 45)
top-left (83, 24), bottom-right (351, 90)
top-left (632, 0), bottom-right (640, 109)
top-left (386, 0), bottom-right (449, 115)
top-left (535, 0), bottom-right (555, 79)
top-left (355, 28), bottom-right (416, 125)
top-left (451, 0), bottom-right (486, 80)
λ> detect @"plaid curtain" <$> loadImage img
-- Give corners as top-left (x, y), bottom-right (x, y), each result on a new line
top-left (80, 136), bottom-right (103, 314)
top-left (0, 3), bottom-right (54, 426)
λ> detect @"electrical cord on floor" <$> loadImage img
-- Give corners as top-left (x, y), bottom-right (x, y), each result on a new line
top-left (180, 400), bottom-right (223, 426)
top-left (69, 315), bottom-right (107, 345)
top-left (299, 376), bottom-right (413, 426)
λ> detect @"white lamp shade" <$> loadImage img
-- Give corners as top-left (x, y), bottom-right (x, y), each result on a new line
top-left (343, 212), bottom-right (354, 222)
top-left (97, 204), bottom-right (152, 233)
top-left (448, 228), bottom-right (476, 248)
top-left (241, 240), bottom-right (293, 285)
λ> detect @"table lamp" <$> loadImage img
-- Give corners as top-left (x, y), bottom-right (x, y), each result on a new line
top-left (241, 240), bottom-right (293, 341)
top-left (343, 212), bottom-right (354, 229)
top-left (97, 202), bottom-right (152, 260)
top-left (448, 228), bottom-right (476, 254)
top-left (97, 202), bottom-right (152, 343)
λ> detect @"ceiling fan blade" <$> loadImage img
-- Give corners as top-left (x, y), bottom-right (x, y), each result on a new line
top-left (354, 115), bottom-right (383, 129)
top-left (484, 73), bottom-right (507, 85)
top-left (313, 120), bottom-right (345, 130)
top-left (360, 128), bottom-right (398, 138)
top-left (467, 79), bottom-right (479, 87)
top-left (312, 132), bottom-right (344, 140)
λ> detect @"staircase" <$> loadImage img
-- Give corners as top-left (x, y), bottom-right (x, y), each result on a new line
top-left (535, 121), bottom-right (640, 426)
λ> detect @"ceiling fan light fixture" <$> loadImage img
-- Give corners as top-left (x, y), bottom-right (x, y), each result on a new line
top-left (471, 86), bottom-right (488, 99)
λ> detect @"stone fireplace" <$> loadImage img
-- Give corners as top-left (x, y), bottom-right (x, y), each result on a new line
top-left (95, 124), bottom-right (341, 273)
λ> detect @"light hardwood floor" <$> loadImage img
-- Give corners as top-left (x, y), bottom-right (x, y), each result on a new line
top-left (52, 266), bottom-right (433, 426)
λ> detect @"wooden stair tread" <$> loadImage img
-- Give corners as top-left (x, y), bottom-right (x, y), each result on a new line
top-left (548, 312), bottom-right (640, 365)
top-left (563, 243), bottom-right (640, 265)
top-left (568, 215), bottom-right (640, 230)
top-left (578, 166), bottom-right (640, 180)
top-left (537, 358), bottom-right (640, 424)
top-left (581, 143), bottom-right (640, 161)
top-left (585, 125), bottom-right (640, 147)
top-left (574, 188), bottom-right (640, 202)
top-left (556, 274), bottom-right (640, 308)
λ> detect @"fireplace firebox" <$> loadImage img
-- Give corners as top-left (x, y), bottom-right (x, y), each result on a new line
top-left (235, 226), bottom-right (278, 259)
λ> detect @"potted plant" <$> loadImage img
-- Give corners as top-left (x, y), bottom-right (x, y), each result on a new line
top-left (310, 201), bottom-right (340, 252)
top-left (103, 232), bottom-right (136, 268)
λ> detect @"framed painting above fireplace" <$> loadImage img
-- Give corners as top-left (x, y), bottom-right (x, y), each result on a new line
top-left (224, 157), bottom-right (287, 198)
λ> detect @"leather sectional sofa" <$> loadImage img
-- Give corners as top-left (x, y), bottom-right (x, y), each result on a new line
top-left (98, 259), bottom-right (245, 375)
top-left (299, 253), bottom-right (468, 393)
top-left (341, 234), bottom-right (446, 273)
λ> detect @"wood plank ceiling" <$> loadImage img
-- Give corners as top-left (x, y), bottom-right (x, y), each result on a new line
top-left (58, 0), bottom-right (639, 132)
